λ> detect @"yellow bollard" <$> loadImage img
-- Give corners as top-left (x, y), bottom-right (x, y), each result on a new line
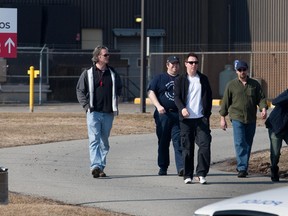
top-left (27, 66), bottom-right (39, 112)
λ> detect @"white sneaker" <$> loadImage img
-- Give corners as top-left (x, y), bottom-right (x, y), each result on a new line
top-left (184, 178), bottom-right (192, 184)
top-left (197, 176), bottom-right (207, 184)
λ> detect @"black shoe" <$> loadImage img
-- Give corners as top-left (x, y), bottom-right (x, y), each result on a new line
top-left (92, 167), bottom-right (101, 178)
top-left (178, 169), bottom-right (184, 177)
top-left (237, 171), bottom-right (248, 178)
top-left (158, 169), bottom-right (167, 175)
top-left (271, 176), bottom-right (279, 182)
top-left (271, 167), bottom-right (279, 182)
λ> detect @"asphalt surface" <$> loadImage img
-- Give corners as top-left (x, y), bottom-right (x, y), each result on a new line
top-left (0, 103), bottom-right (285, 216)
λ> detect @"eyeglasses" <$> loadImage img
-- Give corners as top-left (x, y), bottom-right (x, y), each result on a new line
top-left (186, 61), bottom-right (199, 65)
top-left (237, 68), bottom-right (247, 72)
top-left (102, 54), bottom-right (110, 57)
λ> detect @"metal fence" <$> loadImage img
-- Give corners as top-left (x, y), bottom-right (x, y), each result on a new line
top-left (1, 48), bottom-right (287, 104)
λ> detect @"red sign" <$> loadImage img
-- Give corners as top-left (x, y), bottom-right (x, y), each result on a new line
top-left (0, 33), bottom-right (17, 58)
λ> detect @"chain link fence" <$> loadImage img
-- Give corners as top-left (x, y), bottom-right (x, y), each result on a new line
top-left (1, 48), bottom-right (287, 103)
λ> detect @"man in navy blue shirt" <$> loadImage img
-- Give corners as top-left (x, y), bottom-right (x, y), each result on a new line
top-left (147, 56), bottom-right (183, 176)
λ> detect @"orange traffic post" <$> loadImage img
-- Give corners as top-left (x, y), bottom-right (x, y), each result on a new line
top-left (27, 66), bottom-right (39, 112)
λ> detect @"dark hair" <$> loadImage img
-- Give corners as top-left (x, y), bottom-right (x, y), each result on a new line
top-left (91, 45), bottom-right (109, 63)
top-left (185, 52), bottom-right (198, 62)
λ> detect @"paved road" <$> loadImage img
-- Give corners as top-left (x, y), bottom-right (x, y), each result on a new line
top-left (0, 103), bottom-right (284, 216)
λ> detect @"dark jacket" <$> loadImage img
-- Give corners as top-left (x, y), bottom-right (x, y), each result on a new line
top-left (219, 77), bottom-right (268, 124)
top-left (174, 71), bottom-right (212, 120)
top-left (76, 65), bottom-right (122, 113)
top-left (265, 89), bottom-right (288, 134)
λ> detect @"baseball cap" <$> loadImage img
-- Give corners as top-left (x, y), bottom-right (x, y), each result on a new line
top-left (234, 60), bottom-right (248, 70)
top-left (167, 56), bottom-right (180, 64)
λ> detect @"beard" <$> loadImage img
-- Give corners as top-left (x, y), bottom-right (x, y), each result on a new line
top-left (240, 73), bottom-right (247, 80)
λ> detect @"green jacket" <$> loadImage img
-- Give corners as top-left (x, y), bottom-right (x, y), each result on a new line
top-left (219, 77), bottom-right (268, 124)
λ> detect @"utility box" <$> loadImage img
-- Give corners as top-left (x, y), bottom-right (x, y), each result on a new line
top-left (219, 64), bottom-right (237, 97)
top-left (0, 167), bottom-right (8, 204)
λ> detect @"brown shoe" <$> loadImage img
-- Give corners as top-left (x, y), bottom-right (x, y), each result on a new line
top-left (99, 171), bottom-right (106, 177)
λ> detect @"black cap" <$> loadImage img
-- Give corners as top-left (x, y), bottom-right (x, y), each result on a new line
top-left (167, 56), bottom-right (180, 64)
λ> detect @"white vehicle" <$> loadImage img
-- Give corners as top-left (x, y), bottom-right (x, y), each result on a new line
top-left (194, 186), bottom-right (288, 216)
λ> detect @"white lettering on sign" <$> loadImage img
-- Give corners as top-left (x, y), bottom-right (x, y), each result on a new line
top-left (240, 199), bottom-right (283, 206)
top-left (5, 38), bottom-right (15, 53)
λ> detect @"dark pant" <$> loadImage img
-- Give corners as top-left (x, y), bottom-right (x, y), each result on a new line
top-left (154, 110), bottom-right (183, 173)
top-left (268, 128), bottom-right (288, 176)
top-left (179, 117), bottom-right (211, 179)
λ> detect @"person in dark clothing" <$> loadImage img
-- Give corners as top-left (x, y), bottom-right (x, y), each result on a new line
top-left (265, 89), bottom-right (288, 182)
top-left (147, 56), bottom-right (184, 176)
top-left (174, 52), bottom-right (212, 184)
top-left (76, 45), bottom-right (122, 178)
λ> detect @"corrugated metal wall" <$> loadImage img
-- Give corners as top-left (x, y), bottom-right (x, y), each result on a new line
top-left (76, 0), bottom-right (208, 52)
top-left (247, 0), bottom-right (288, 98)
top-left (0, 0), bottom-right (207, 52)
top-left (206, 0), bottom-right (288, 99)
top-left (1, 0), bottom-right (288, 99)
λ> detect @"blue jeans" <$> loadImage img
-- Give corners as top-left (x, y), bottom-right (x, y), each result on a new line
top-left (86, 111), bottom-right (114, 171)
top-left (232, 120), bottom-right (256, 172)
top-left (268, 128), bottom-right (288, 172)
top-left (154, 111), bottom-right (183, 173)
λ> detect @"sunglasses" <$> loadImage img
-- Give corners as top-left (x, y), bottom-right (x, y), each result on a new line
top-left (186, 61), bottom-right (199, 65)
top-left (237, 68), bottom-right (247, 72)
top-left (102, 54), bottom-right (110, 57)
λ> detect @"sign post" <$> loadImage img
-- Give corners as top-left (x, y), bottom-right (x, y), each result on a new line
top-left (0, 8), bottom-right (17, 58)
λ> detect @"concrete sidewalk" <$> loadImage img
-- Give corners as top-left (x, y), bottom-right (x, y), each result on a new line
top-left (0, 126), bottom-right (286, 216)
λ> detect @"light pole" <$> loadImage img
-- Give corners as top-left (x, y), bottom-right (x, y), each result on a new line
top-left (140, 0), bottom-right (147, 113)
